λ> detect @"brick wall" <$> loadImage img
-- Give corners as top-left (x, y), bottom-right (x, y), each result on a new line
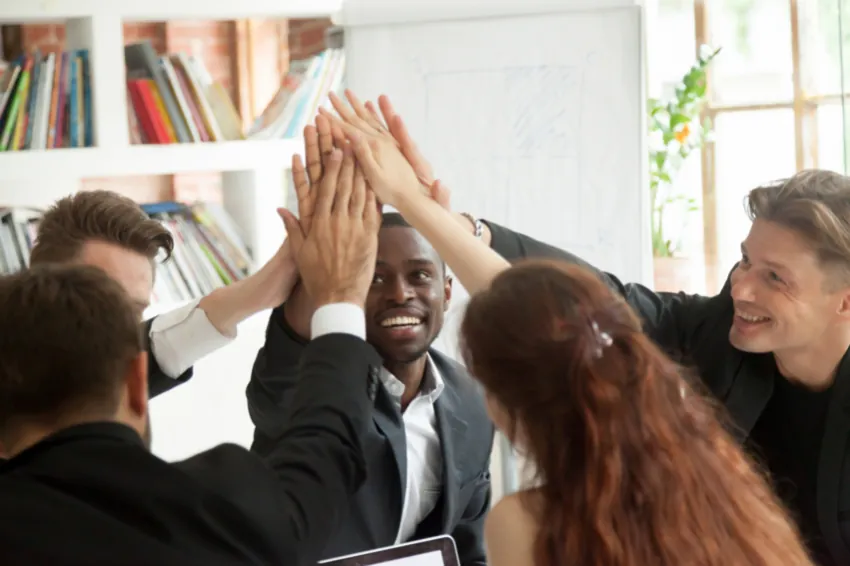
top-left (17, 18), bottom-right (327, 205)
top-left (288, 18), bottom-right (332, 61)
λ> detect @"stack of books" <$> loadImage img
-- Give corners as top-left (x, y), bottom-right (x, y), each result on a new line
top-left (141, 202), bottom-right (252, 308)
top-left (247, 48), bottom-right (345, 141)
top-left (125, 41), bottom-right (243, 144)
top-left (0, 49), bottom-right (92, 151)
top-left (0, 202), bottom-right (252, 314)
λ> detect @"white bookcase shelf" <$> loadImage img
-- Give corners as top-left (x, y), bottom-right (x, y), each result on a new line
top-left (0, 139), bottom-right (301, 179)
top-left (0, 1), bottom-right (337, 265)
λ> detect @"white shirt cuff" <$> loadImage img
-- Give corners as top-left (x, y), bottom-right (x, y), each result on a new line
top-left (310, 303), bottom-right (366, 340)
top-left (149, 299), bottom-right (236, 378)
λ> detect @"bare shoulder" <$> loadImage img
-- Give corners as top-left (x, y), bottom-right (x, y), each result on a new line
top-left (484, 491), bottom-right (540, 566)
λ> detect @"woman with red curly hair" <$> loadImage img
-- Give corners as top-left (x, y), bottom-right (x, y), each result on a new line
top-left (460, 259), bottom-right (813, 566)
top-left (328, 90), bottom-right (816, 566)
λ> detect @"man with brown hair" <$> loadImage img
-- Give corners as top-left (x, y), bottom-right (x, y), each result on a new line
top-left (30, 190), bottom-right (293, 397)
top-left (0, 147), bottom-right (384, 564)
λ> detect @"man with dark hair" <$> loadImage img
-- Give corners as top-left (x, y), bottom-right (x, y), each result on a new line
top-left (246, 121), bottom-right (493, 566)
top-left (31, 190), bottom-right (292, 398)
top-left (0, 148), bottom-right (385, 565)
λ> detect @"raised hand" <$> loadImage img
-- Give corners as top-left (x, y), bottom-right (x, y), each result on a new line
top-left (290, 114), bottom-right (335, 243)
top-left (281, 148), bottom-right (380, 309)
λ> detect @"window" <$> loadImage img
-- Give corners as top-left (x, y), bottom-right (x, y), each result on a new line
top-left (653, 0), bottom-right (850, 292)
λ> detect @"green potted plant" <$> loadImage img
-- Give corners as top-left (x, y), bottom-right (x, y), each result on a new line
top-left (649, 45), bottom-right (720, 291)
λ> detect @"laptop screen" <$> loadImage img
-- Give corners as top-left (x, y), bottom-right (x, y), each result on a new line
top-left (318, 536), bottom-right (459, 566)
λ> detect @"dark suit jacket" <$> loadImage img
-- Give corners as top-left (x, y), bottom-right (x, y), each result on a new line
top-left (247, 307), bottom-right (494, 565)
top-left (485, 220), bottom-right (850, 564)
top-left (0, 333), bottom-right (383, 566)
top-left (144, 317), bottom-right (193, 399)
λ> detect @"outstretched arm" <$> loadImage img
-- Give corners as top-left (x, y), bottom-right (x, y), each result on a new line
top-left (147, 218), bottom-right (299, 399)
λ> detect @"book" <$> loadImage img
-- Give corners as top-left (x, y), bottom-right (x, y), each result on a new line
top-left (0, 202), bottom-right (253, 316)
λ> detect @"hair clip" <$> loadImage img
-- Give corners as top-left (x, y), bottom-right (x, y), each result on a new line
top-left (591, 321), bottom-right (613, 359)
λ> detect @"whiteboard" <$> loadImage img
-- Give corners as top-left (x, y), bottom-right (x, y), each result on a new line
top-left (342, 0), bottom-right (651, 286)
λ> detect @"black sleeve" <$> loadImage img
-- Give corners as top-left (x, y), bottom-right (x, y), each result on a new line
top-left (484, 220), bottom-right (730, 360)
top-left (245, 305), bottom-right (309, 457)
top-left (143, 317), bottom-right (193, 399)
top-left (179, 334), bottom-right (382, 566)
top-left (265, 333), bottom-right (381, 566)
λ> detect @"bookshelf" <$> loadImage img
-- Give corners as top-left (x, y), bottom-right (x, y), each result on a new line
top-left (0, 1), bottom-right (343, 460)
top-left (0, 1), bottom-right (339, 265)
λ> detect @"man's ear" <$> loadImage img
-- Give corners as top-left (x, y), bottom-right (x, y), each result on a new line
top-left (125, 351), bottom-right (149, 419)
top-left (444, 275), bottom-right (453, 312)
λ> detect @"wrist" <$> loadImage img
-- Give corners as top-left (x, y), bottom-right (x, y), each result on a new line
top-left (312, 291), bottom-right (366, 309)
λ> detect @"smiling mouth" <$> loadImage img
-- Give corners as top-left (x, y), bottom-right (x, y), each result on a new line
top-left (380, 316), bottom-right (423, 328)
top-left (736, 311), bottom-right (770, 323)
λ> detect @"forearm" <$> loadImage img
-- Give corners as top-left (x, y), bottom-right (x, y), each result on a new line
top-left (395, 193), bottom-right (509, 295)
top-left (200, 261), bottom-right (298, 337)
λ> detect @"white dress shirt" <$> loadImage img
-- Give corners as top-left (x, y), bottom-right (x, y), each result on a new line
top-left (149, 300), bottom-right (235, 378)
top-left (313, 304), bottom-right (445, 545)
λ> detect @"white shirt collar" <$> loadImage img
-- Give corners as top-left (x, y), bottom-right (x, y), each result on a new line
top-left (380, 354), bottom-right (445, 405)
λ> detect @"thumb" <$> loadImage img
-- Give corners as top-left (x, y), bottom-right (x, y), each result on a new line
top-left (430, 180), bottom-right (452, 210)
top-left (279, 208), bottom-right (305, 250)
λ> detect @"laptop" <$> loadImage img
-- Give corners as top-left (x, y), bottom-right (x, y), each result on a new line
top-left (317, 535), bottom-right (460, 566)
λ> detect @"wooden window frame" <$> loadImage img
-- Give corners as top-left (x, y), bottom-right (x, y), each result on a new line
top-left (694, 0), bottom-right (849, 292)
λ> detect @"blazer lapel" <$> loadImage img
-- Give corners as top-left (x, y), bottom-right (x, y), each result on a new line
top-left (817, 348), bottom-right (850, 565)
top-left (433, 379), bottom-right (468, 532)
top-left (723, 351), bottom-right (774, 442)
top-left (372, 386), bottom-right (407, 537)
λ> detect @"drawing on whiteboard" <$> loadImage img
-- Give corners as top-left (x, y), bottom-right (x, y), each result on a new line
top-left (421, 63), bottom-right (605, 253)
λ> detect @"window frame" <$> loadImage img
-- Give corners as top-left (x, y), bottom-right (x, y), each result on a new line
top-left (693, 0), bottom-right (849, 292)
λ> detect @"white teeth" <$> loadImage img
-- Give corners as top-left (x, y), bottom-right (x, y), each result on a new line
top-left (736, 312), bottom-right (769, 323)
top-left (381, 316), bottom-right (422, 328)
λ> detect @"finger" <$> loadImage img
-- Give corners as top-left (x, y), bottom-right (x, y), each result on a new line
top-left (320, 108), bottom-right (373, 146)
top-left (315, 114), bottom-right (335, 157)
top-left (363, 189), bottom-right (381, 234)
top-left (314, 148), bottom-right (344, 219)
top-left (390, 115), bottom-right (433, 183)
top-left (280, 208), bottom-right (305, 251)
top-left (363, 101), bottom-right (388, 132)
top-left (350, 165), bottom-right (367, 217)
top-left (377, 94), bottom-right (398, 129)
top-left (303, 125), bottom-right (322, 186)
top-left (335, 146), bottom-right (356, 213)
top-left (349, 133), bottom-right (382, 183)
top-left (291, 154), bottom-right (309, 201)
top-left (345, 89), bottom-right (383, 134)
top-left (329, 91), bottom-right (373, 133)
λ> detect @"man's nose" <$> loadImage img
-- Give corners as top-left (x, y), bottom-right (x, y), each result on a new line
top-left (388, 277), bottom-right (415, 304)
top-left (730, 268), bottom-right (756, 303)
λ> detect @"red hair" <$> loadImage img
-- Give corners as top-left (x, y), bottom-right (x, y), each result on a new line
top-left (460, 260), bottom-right (812, 566)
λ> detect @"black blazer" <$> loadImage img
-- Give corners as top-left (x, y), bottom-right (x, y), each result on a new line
top-left (485, 220), bottom-right (850, 564)
top-left (0, 334), bottom-right (383, 566)
top-left (144, 317), bottom-right (194, 399)
top-left (247, 307), bottom-right (494, 565)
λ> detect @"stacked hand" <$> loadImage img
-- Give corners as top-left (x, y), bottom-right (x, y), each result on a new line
top-left (317, 91), bottom-right (452, 210)
top-left (281, 146), bottom-right (380, 309)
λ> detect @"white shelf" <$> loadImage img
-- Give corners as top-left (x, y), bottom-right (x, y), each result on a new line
top-left (0, 0), bottom-right (342, 23)
top-left (0, 139), bottom-right (301, 180)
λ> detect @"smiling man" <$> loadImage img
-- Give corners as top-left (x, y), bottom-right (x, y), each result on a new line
top-left (246, 212), bottom-right (493, 566)
top-left (450, 169), bottom-right (850, 566)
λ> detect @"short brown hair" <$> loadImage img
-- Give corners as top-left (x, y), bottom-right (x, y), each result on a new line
top-left (30, 190), bottom-right (173, 265)
top-left (0, 264), bottom-right (144, 444)
top-left (746, 169), bottom-right (850, 282)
